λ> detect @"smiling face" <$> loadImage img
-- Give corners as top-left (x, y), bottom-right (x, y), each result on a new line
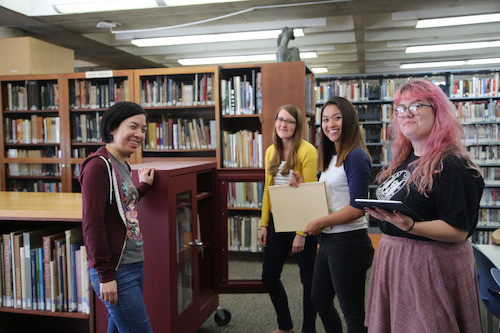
top-left (275, 108), bottom-right (297, 142)
top-left (321, 104), bottom-right (343, 150)
top-left (109, 114), bottom-right (147, 159)
top-left (396, 92), bottom-right (436, 155)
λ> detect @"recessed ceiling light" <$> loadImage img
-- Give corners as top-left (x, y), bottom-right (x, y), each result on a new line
top-left (406, 41), bottom-right (500, 53)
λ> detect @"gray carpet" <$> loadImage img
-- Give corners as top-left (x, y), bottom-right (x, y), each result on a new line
top-left (198, 254), bottom-right (498, 333)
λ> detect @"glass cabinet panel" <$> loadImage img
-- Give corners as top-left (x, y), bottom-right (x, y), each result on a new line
top-left (176, 190), bottom-right (194, 314)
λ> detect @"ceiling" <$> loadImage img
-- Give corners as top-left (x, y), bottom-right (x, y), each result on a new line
top-left (1, 0), bottom-right (500, 75)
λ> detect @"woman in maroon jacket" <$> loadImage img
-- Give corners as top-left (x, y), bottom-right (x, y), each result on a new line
top-left (79, 101), bottom-right (155, 333)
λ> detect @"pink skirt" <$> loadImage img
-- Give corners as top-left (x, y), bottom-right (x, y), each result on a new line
top-left (365, 234), bottom-right (481, 333)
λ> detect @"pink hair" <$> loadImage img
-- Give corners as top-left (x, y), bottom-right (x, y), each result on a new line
top-left (377, 79), bottom-right (478, 195)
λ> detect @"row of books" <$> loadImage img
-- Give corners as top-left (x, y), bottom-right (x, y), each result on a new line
top-left (462, 123), bottom-right (499, 144)
top-left (227, 182), bottom-right (264, 208)
top-left (5, 81), bottom-right (59, 111)
top-left (144, 117), bottom-right (216, 150)
top-left (220, 71), bottom-right (262, 115)
top-left (7, 163), bottom-right (61, 177)
top-left (71, 112), bottom-right (102, 143)
top-left (315, 79), bottom-right (379, 103)
top-left (227, 215), bottom-right (262, 253)
top-left (69, 78), bottom-right (130, 109)
top-left (140, 73), bottom-right (214, 107)
top-left (471, 231), bottom-right (496, 244)
top-left (481, 167), bottom-right (500, 184)
top-left (0, 227), bottom-right (89, 313)
top-left (468, 145), bottom-right (499, 165)
top-left (449, 73), bottom-right (500, 98)
top-left (481, 188), bottom-right (499, 207)
top-left (71, 147), bottom-right (96, 159)
top-left (478, 208), bottom-right (499, 226)
top-left (222, 130), bottom-right (263, 168)
top-left (7, 180), bottom-right (62, 193)
top-left (4, 116), bottom-right (60, 144)
top-left (455, 100), bottom-right (500, 122)
top-left (6, 147), bottom-right (61, 159)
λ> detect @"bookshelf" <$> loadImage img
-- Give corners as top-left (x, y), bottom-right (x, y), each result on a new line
top-left (217, 61), bottom-right (314, 292)
top-left (315, 69), bottom-right (500, 238)
top-left (61, 70), bottom-right (135, 192)
top-left (133, 66), bottom-right (219, 166)
top-left (0, 192), bottom-right (93, 333)
top-left (0, 74), bottom-right (67, 193)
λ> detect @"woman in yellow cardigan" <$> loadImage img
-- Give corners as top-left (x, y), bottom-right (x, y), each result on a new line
top-left (258, 105), bottom-right (318, 333)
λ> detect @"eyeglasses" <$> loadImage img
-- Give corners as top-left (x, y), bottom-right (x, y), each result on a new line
top-left (394, 103), bottom-right (432, 118)
top-left (275, 117), bottom-right (296, 125)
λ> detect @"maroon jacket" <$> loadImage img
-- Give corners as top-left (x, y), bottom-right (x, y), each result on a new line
top-left (79, 146), bottom-right (151, 283)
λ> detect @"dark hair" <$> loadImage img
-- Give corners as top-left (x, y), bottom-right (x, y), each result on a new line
top-left (100, 101), bottom-right (147, 143)
top-left (318, 96), bottom-right (370, 171)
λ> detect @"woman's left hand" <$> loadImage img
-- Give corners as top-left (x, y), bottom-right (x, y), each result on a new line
top-left (365, 207), bottom-right (414, 231)
top-left (303, 218), bottom-right (324, 236)
top-left (292, 234), bottom-right (305, 253)
top-left (139, 167), bottom-right (155, 185)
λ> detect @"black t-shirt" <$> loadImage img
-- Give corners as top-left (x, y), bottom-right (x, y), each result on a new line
top-left (375, 152), bottom-right (484, 241)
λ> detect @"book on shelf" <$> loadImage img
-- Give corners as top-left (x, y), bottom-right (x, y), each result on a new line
top-left (42, 231), bottom-right (65, 311)
top-left (10, 230), bottom-right (25, 308)
top-left (80, 245), bottom-right (89, 314)
top-left (65, 227), bottom-right (83, 312)
top-left (221, 72), bottom-right (258, 115)
top-left (2, 234), bottom-right (13, 307)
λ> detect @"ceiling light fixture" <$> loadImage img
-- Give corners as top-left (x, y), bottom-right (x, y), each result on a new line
top-left (311, 68), bottom-right (328, 74)
top-left (52, 0), bottom-right (249, 14)
top-left (405, 41), bottom-right (500, 53)
top-left (400, 58), bottom-right (500, 69)
top-left (132, 29), bottom-right (304, 47)
top-left (416, 13), bottom-right (500, 28)
top-left (178, 52), bottom-right (317, 66)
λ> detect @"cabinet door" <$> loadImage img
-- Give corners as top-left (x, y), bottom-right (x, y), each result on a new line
top-left (171, 173), bottom-right (202, 327)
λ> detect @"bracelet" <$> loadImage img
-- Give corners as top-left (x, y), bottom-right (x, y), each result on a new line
top-left (404, 220), bottom-right (416, 232)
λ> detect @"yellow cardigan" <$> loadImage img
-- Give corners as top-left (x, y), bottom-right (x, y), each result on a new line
top-left (260, 140), bottom-right (318, 233)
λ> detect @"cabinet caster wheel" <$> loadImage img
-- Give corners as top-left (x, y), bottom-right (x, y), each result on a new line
top-left (214, 307), bottom-right (231, 326)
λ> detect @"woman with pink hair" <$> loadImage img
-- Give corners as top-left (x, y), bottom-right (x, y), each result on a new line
top-left (364, 79), bottom-right (484, 332)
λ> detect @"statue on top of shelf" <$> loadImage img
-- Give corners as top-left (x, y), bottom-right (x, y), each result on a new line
top-left (276, 26), bottom-right (301, 62)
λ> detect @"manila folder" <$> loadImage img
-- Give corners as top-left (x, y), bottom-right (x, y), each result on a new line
top-left (268, 182), bottom-right (329, 232)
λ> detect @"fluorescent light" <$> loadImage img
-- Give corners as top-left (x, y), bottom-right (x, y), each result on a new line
top-left (132, 29), bottom-right (304, 47)
top-left (406, 41), bottom-right (500, 53)
top-left (416, 13), bottom-right (500, 28)
top-left (53, 0), bottom-right (249, 14)
top-left (400, 61), bottom-right (466, 69)
top-left (467, 58), bottom-right (500, 65)
top-left (178, 52), bottom-right (317, 66)
top-left (311, 68), bottom-right (328, 74)
top-left (400, 58), bottom-right (500, 69)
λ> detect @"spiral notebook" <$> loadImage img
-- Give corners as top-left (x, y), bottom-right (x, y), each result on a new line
top-left (268, 182), bottom-right (329, 232)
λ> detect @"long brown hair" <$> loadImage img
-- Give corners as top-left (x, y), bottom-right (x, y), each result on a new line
top-left (268, 105), bottom-right (304, 176)
top-left (318, 96), bottom-right (370, 171)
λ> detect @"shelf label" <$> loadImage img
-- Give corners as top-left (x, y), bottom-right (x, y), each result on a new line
top-left (85, 70), bottom-right (113, 78)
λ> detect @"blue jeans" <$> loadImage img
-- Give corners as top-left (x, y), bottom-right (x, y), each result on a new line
top-left (311, 229), bottom-right (374, 333)
top-left (262, 217), bottom-right (318, 333)
top-left (90, 262), bottom-right (153, 333)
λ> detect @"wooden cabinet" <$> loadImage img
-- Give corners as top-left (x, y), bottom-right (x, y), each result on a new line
top-left (89, 160), bottom-right (219, 333)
